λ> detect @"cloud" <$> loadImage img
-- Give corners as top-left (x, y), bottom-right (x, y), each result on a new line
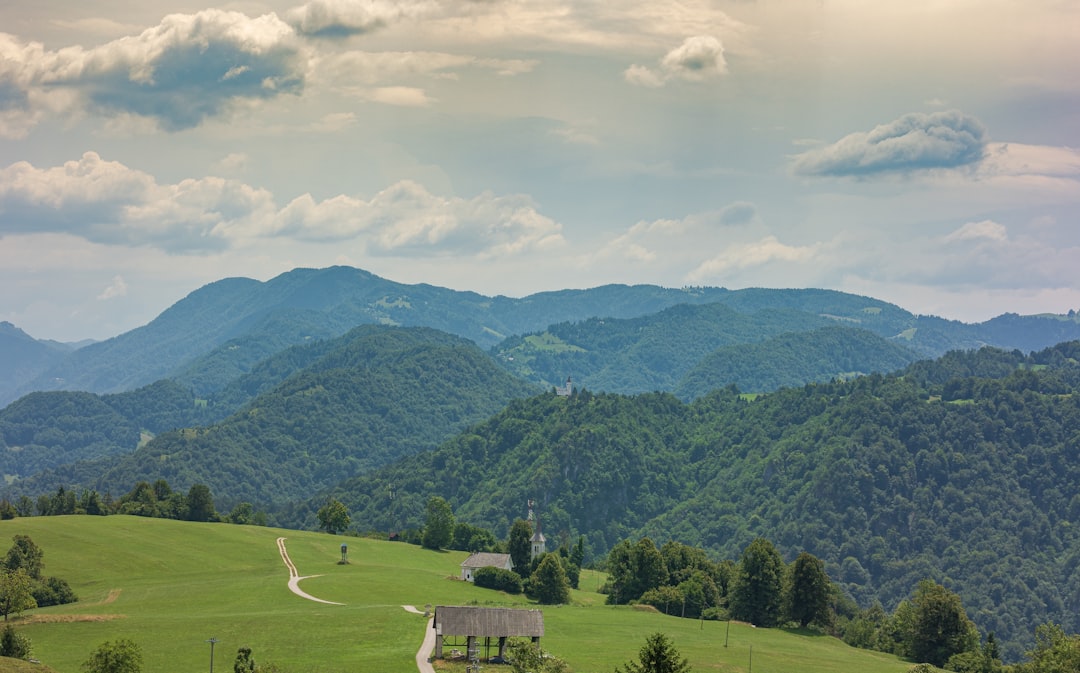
top-left (0, 153), bottom-right (565, 258)
top-left (2, 10), bottom-right (305, 133)
top-left (625, 35), bottom-right (726, 88)
top-left (97, 275), bottom-right (128, 300)
top-left (366, 86), bottom-right (432, 107)
top-left (314, 51), bottom-right (536, 89)
top-left (273, 180), bottom-right (565, 257)
top-left (944, 220), bottom-right (1007, 243)
top-left (791, 110), bottom-right (988, 177)
top-left (661, 36), bottom-right (727, 80)
top-left (687, 236), bottom-right (823, 283)
top-left (285, 0), bottom-right (429, 38)
top-left (718, 201), bottom-right (758, 226)
top-left (0, 152), bottom-right (275, 250)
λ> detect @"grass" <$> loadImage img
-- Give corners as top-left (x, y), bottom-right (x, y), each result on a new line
top-left (2, 516), bottom-right (916, 673)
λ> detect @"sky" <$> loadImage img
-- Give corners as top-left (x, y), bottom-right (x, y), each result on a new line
top-left (1, 0), bottom-right (1078, 342)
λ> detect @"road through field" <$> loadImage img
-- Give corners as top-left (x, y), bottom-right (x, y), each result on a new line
top-left (276, 537), bottom-right (344, 605)
top-left (403, 606), bottom-right (436, 673)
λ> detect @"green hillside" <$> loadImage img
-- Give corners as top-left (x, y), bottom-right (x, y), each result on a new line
top-left (0, 516), bottom-right (914, 673)
top-left (329, 342), bottom-right (1080, 662)
top-left (7, 326), bottom-right (539, 503)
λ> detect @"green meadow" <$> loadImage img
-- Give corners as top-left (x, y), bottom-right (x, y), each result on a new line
top-left (1, 516), bottom-right (917, 673)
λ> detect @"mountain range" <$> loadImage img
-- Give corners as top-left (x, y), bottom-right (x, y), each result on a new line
top-left (5, 265), bottom-right (1080, 661)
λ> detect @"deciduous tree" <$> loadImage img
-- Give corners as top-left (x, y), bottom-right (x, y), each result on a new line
top-left (904, 580), bottom-right (978, 667)
top-left (316, 498), bottom-right (350, 534)
top-left (421, 496), bottom-right (454, 550)
top-left (730, 538), bottom-right (784, 627)
top-left (507, 519), bottom-right (533, 575)
top-left (82, 638), bottom-right (142, 673)
top-left (0, 569), bottom-right (36, 621)
top-left (787, 551), bottom-right (832, 628)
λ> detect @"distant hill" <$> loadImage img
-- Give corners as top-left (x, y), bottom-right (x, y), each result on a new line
top-left (8, 266), bottom-right (1080, 406)
top-left (493, 304), bottom-right (924, 396)
top-left (327, 341), bottom-right (1080, 662)
top-left (8, 325), bottom-right (539, 503)
top-left (0, 322), bottom-right (84, 406)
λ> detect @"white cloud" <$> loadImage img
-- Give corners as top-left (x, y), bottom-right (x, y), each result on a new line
top-left (625, 35), bottom-right (727, 88)
top-left (97, 275), bottom-right (128, 300)
top-left (945, 220), bottom-right (1007, 243)
top-left (273, 180), bottom-right (565, 257)
top-left (0, 153), bottom-right (565, 258)
top-left (791, 110), bottom-right (988, 178)
top-left (366, 86), bottom-right (433, 107)
top-left (1, 10), bottom-right (305, 133)
top-left (687, 236), bottom-right (822, 283)
top-left (285, 0), bottom-right (431, 38)
top-left (661, 36), bottom-right (727, 81)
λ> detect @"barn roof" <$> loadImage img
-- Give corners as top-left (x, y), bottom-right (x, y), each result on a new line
top-left (460, 552), bottom-right (513, 569)
top-left (433, 606), bottom-right (544, 638)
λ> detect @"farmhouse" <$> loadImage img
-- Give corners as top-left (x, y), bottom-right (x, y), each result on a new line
top-left (459, 552), bottom-right (514, 582)
top-left (433, 605), bottom-right (544, 661)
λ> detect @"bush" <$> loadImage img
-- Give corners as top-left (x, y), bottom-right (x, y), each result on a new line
top-left (32, 576), bottom-right (78, 607)
top-left (0, 624), bottom-right (31, 659)
top-left (473, 566), bottom-right (523, 594)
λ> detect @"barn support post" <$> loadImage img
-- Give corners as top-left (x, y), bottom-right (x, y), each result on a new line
top-left (498, 636), bottom-right (507, 658)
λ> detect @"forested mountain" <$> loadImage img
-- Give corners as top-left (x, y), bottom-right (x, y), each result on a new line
top-left (675, 326), bottom-right (922, 397)
top-left (493, 303), bottom-right (922, 396)
top-left (0, 380), bottom-right (216, 480)
top-left (11, 264), bottom-right (1080, 407)
top-left (7, 326), bottom-right (539, 504)
top-left (323, 342), bottom-right (1080, 662)
top-left (0, 322), bottom-right (84, 406)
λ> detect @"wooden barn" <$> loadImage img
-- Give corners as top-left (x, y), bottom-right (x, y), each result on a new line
top-left (432, 605), bottom-right (544, 661)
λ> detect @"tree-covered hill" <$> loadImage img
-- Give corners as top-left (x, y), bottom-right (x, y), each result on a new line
top-left (9, 326), bottom-right (539, 505)
top-left (0, 322), bottom-right (83, 407)
top-left (9, 265), bottom-right (1080, 406)
top-left (0, 380), bottom-right (216, 480)
top-left (493, 301), bottom-right (923, 396)
top-left (327, 342), bottom-right (1080, 661)
top-left (675, 326), bottom-right (922, 397)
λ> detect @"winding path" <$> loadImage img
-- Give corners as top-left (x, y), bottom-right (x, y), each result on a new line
top-left (276, 537), bottom-right (344, 606)
top-left (404, 605), bottom-right (436, 673)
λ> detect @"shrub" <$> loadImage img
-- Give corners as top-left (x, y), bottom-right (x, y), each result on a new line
top-left (473, 566), bottom-right (523, 594)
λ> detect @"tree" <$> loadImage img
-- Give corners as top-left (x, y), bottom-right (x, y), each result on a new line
top-left (616, 632), bottom-right (692, 673)
top-left (903, 580), bottom-right (978, 667)
top-left (1023, 622), bottom-right (1080, 673)
top-left (82, 639), bottom-right (143, 673)
top-left (421, 496), bottom-right (454, 550)
top-left (4, 535), bottom-right (44, 580)
top-left (0, 624), bottom-right (31, 659)
top-left (787, 551), bottom-right (832, 628)
top-left (234, 646), bottom-right (256, 673)
top-left (186, 484), bottom-right (216, 522)
top-left (531, 554), bottom-right (571, 604)
top-left (730, 538), bottom-right (784, 627)
top-left (0, 569), bottom-right (36, 621)
top-left (316, 498), bottom-right (350, 534)
top-left (229, 502), bottom-right (255, 525)
top-left (505, 639), bottom-right (569, 673)
top-left (507, 519), bottom-right (533, 574)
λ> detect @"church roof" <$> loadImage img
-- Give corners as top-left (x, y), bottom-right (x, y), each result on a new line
top-left (461, 552), bottom-right (514, 569)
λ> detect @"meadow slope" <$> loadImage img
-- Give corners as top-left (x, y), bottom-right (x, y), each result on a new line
top-left (1, 516), bottom-right (916, 673)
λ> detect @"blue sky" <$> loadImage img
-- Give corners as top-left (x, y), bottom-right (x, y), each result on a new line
top-left (1, 0), bottom-right (1078, 341)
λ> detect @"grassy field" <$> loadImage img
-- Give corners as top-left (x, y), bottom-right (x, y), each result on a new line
top-left (0, 516), bottom-right (918, 673)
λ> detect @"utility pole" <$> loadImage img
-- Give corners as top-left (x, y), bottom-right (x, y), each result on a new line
top-left (206, 637), bottom-right (218, 673)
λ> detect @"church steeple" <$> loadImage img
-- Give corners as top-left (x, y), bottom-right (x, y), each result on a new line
top-left (528, 499), bottom-right (546, 560)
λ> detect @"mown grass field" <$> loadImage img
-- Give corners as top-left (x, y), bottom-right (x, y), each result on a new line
top-left (1, 516), bottom-right (917, 673)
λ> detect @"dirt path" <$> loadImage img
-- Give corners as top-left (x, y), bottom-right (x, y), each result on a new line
top-left (276, 537), bottom-right (344, 606)
top-left (403, 606), bottom-right (436, 673)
